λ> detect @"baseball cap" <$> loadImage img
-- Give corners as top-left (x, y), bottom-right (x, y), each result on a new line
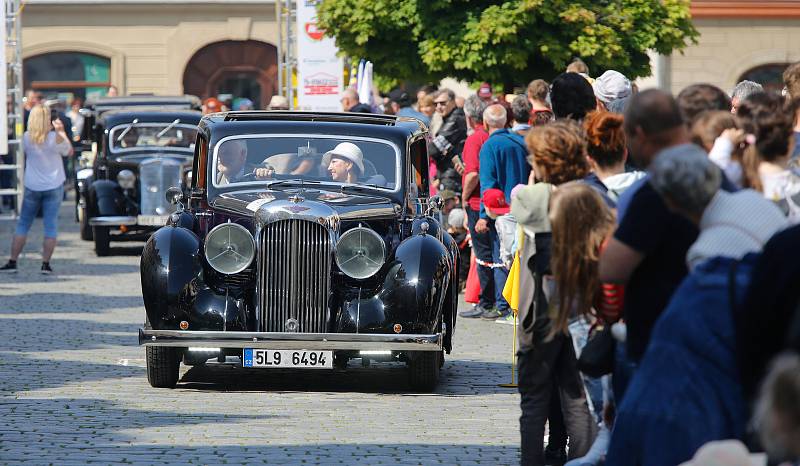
top-left (482, 188), bottom-right (510, 215)
top-left (478, 82), bottom-right (493, 99)
top-left (388, 89), bottom-right (411, 107)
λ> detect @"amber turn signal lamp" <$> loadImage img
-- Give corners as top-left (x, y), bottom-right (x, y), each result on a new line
top-left (393, 324), bottom-right (402, 333)
top-left (179, 321), bottom-right (189, 330)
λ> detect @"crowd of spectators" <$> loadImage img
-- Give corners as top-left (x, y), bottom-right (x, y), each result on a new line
top-left (350, 58), bottom-right (800, 466)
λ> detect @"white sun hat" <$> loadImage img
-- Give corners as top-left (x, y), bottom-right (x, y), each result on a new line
top-left (322, 142), bottom-right (365, 175)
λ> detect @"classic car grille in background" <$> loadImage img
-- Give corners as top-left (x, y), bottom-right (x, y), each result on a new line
top-left (260, 219), bottom-right (331, 333)
top-left (139, 158), bottom-right (182, 216)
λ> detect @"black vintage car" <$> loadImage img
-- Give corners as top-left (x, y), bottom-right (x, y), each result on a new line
top-left (138, 112), bottom-right (459, 391)
top-left (75, 97), bottom-right (202, 255)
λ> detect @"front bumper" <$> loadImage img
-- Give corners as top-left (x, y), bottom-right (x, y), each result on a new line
top-left (138, 329), bottom-right (443, 352)
top-left (89, 215), bottom-right (138, 226)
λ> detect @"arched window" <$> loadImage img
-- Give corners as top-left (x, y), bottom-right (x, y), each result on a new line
top-left (738, 63), bottom-right (788, 94)
top-left (24, 52), bottom-right (111, 101)
top-left (183, 40), bottom-right (278, 110)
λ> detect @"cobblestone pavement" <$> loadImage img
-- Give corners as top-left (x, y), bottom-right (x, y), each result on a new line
top-left (0, 198), bottom-right (521, 465)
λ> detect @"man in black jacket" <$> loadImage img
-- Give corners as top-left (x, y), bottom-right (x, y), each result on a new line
top-left (340, 88), bottom-right (372, 113)
top-left (427, 88), bottom-right (466, 193)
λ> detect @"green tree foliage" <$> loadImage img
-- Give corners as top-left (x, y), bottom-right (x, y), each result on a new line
top-left (317, 0), bottom-right (698, 89)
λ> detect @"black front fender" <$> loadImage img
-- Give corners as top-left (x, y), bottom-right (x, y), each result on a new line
top-left (140, 225), bottom-right (203, 330)
top-left (89, 179), bottom-right (122, 217)
top-left (343, 233), bottom-right (451, 335)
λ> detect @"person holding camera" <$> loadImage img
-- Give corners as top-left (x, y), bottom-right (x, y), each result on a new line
top-left (1, 105), bottom-right (73, 274)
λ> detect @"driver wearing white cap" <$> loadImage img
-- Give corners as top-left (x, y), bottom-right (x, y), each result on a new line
top-left (323, 142), bottom-right (364, 183)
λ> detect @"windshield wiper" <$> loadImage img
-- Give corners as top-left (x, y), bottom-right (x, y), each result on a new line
top-left (339, 183), bottom-right (383, 193)
top-left (115, 119), bottom-right (139, 142)
top-left (156, 119), bottom-right (180, 139)
top-left (265, 179), bottom-right (321, 189)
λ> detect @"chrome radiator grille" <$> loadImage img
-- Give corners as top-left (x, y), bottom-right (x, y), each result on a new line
top-left (260, 219), bottom-right (331, 333)
top-left (139, 158), bottom-right (182, 216)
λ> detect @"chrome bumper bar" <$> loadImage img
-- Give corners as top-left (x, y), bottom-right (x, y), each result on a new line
top-left (139, 329), bottom-right (443, 351)
top-left (89, 216), bottom-right (137, 226)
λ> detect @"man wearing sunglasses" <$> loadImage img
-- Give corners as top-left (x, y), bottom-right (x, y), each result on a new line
top-left (427, 88), bottom-right (467, 193)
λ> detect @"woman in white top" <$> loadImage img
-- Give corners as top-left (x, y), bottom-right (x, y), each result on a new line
top-left (1, 104), bottom-right (72, 274)
top-left (737, 92), bottom-right (800, 223)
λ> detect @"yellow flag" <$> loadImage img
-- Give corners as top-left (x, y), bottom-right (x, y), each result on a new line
top-left (502, 229), bottom-right (525, 315)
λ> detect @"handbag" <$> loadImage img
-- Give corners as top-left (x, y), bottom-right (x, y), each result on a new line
top-left (577, 323), bottom-right (615, 378)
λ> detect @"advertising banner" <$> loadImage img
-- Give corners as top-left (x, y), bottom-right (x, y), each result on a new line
top-left (296, 0), bottom-right (343, 111)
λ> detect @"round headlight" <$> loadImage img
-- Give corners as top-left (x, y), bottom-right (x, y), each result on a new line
top-left (117, 169), bottom-right (135, 189)
top-left (204, 223), bottom-right (255, 274)
top-left (335, 227), bottom-right (386, 279)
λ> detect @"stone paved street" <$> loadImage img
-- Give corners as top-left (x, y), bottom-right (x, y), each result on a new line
top-left (0, 199), bottom-right (521, 465)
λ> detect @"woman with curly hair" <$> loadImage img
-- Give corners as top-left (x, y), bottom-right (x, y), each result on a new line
top-left (513, 120), bottom-right (598, 465)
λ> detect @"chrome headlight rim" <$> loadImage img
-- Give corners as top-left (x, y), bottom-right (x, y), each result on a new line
top-left (203, 222), bottom-right (256, 275)
top-left (117, 169), bottom-right (136, 189)
top-left (335, 226), bottom-right (386, 280)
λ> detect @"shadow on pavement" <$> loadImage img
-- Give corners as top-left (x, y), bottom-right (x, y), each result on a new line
top-left (177, 358), bottom-right (516, 396)
top-left (0, 292), bottom-right (143, 314)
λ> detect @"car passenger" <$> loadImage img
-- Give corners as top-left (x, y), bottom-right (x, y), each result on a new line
top-left (118, 127), bottom-right (139, 149)
top-left (323, 142), bottom-right (365, 183)
top-left (216, 140), bottom-right (249, 185)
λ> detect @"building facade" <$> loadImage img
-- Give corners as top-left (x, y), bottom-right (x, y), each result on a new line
top-left (647, 1), bottom-right (800, 94)
top-left (22, 0), bottom-right (280, 107)
top-left (21, 0), bottom-right (800, 106)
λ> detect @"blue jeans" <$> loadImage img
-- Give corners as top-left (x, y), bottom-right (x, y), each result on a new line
top-left (612, 341), bottom-right (637, 404)
top-left (490, 226), bottom-right (510, 312)
top-left (15, 186), bottom-right (63, 238)
top-left (466, 206), bottom-right (498, 309)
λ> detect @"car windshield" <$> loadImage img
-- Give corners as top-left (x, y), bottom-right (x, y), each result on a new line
top-left (109, 122), bottom-right (197, 153)
top-left (211, 135), bottom-right (400, 191)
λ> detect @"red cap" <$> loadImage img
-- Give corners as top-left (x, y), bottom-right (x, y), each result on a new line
top-left (482, 188), bottom-right (510, 215)
top-left (478, 82), bottom-right (493, 99)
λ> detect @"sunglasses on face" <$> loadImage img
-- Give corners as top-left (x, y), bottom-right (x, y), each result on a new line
top-left (434, 100), bottom-right (450, 107)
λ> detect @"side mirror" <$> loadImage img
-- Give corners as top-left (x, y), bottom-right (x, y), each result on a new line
top-left (166, 186), bottom-right (183, 207)
top-left (426, 195), bottom-right (443, 215)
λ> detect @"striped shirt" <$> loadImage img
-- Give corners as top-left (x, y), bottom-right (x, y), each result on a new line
top-left (687, 190), bottom-right (789, 270)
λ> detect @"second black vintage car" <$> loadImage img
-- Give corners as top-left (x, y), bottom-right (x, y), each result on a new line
top-left (138, 111), bottom-right (459, 391)
top-left (76, 96), bottom-right (202, 255)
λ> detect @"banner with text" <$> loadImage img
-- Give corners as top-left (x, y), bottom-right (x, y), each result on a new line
top-left (296, 0), bottom-right (343, 111)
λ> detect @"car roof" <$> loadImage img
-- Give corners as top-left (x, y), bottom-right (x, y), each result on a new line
top-left (87, 95), bottom-right (202, 113)
top-left (100, 109), bottom-right (202, 127)
top-left (200, 111), bottom-right (427, 142)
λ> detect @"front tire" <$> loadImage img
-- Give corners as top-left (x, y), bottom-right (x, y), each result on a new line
top-left (79, 207), bottom-right (93, 241)
top-left (93, 226), bottom-right (110, 256)
top-left (146, 346), bottom-right (181, 388)
top-left (408, 351), bottom-right (442, 392)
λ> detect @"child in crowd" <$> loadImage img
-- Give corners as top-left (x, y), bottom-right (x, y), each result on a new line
top-left (549, 182), bottom-right (623, 466)
top-left (691, 110), bottom-right (747, 187)
top-left (482, 188), bottom-right (517, 324)
top-left (446, 207), bottom-right (471, 291)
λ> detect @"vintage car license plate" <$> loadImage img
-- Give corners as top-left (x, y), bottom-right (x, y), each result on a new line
top-left (243, 349), bottom-right (333, 369)
top-left (137, 215), bottom-right (169, 226)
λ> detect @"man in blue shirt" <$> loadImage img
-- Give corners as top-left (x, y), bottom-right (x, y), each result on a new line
top-left (477, 104), bottom-right (531, 320)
